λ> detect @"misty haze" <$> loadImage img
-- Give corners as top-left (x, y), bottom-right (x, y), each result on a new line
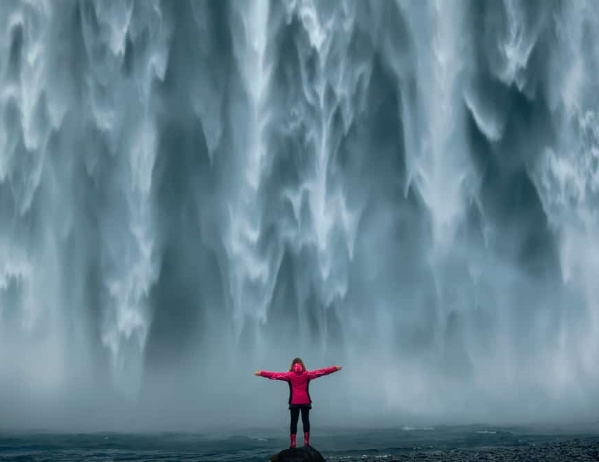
top-left (1, 1), bottom-right (599, 459)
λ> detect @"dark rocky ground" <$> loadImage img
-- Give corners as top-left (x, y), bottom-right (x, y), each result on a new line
top-left (1, 427), bottom-right (598, 461)
top-left (322, 438), bottom-right (599, 461)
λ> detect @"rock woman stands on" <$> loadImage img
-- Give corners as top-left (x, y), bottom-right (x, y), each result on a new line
top-left (255, 358), bottom-right (342, 448)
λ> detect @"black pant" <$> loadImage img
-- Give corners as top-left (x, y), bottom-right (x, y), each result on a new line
top-left (289, 406), bottom-right (310, 434)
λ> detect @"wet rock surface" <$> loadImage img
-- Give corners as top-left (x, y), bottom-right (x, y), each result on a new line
top-left (270, 445), bottom-right (326, 461)
top-left (322, 438), bottom-right (599, 461)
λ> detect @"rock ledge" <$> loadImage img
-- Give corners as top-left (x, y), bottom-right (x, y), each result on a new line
top-left (270, 445), bottom-right (326, 462)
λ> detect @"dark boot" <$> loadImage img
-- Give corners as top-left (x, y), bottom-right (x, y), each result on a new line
top-left (304, 432), bottom-right (310, 446)
top-left (290, 433), bottom-right (296, 448)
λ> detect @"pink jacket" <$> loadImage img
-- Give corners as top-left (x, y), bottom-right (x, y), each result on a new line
top-left (259, 366), bottom-right (338, 406)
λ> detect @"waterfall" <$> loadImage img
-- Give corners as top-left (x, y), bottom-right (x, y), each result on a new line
top-left (1, 0), bottom-right (599, 430)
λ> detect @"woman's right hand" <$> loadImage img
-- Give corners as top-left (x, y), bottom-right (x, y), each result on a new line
top-left (254, 370), bottom-right (262, 376)
top-left (336, 366), bottom-right (343, 371)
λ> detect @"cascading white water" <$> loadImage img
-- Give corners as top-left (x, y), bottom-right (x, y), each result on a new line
top-left (226, 0), bottom-right (274, 335)
top-left (0, 0), bottom-right (599, 431)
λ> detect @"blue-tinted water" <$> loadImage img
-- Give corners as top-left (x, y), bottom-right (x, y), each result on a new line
top-left (1, 425), bottom-right (598, 461)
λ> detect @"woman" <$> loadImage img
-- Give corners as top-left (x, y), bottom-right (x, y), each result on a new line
top-left (255, 357), bottom-right (342, 448)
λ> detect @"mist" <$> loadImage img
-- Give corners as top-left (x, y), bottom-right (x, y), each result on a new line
top-left (1, 0), bottom-right (599, 432)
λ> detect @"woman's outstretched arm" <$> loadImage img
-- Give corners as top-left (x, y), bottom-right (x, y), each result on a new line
top-left (254, 370), bottom-right (290, 380)
top-left (306, 366), bottom-right (342, 380)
